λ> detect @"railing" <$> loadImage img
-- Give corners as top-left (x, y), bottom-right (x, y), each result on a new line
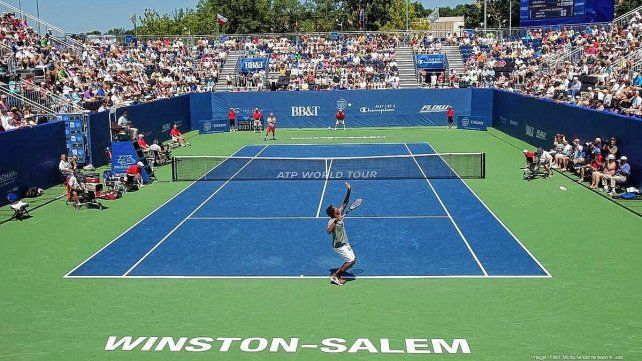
top-left (543, 47), bottom-right (584, 73)
top-left (613, 4), bottom-right (642, 28)
top-left (5, 80), bottom-right (84, 114)
top-left (0, 83), bottom-right (59, 118)
top-left (0, 0), bottom-right (85, 54)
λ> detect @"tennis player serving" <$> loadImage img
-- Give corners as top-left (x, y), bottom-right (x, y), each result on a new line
top-left (326, 182), bottom-right (356, 286)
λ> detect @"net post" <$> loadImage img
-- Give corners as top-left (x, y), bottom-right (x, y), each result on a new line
top-left (481, 153), bottom-right (486, 179)
top-left (171, 157), bottom-right (176, 181)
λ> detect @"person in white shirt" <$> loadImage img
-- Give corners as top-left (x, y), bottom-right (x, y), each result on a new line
top-left (117, 111), bottom-right (137, 139)
top-left (59, 154), bottom-right (73, 176)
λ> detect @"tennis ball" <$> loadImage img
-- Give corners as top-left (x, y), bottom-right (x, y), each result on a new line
top-left (299, 274), bottom-right (304, 277)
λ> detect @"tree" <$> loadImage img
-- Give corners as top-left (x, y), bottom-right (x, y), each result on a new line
top-left (616, 0), bottom-right (642, 17)
top-left (381, 0), bottom-right (417, 30)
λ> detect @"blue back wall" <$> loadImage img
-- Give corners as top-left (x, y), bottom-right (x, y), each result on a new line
top-left (205, 88), bottom-right (473, 128)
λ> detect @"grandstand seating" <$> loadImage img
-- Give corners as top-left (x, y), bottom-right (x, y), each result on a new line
top-left (0, 6), bottom-right (641, 134)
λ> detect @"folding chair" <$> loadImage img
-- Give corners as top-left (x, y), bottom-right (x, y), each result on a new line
top-left (7, 192), bottom-right (30, 220)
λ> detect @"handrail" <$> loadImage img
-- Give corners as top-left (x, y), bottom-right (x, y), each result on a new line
top-left (10, 80), bottom-right (85, 113)
top-left (0, 84), bottom-right (58, 116)
top-left (613, 4), bottom-right (642, 28)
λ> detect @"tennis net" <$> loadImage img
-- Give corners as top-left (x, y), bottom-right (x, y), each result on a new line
top-left (171, 153), bottom-right (485, 181)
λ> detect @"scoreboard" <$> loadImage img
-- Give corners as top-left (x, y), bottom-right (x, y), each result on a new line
top-left (528, 0), bottom-right (579, 20)
top-left (520, 0), bottom-right (614, 26)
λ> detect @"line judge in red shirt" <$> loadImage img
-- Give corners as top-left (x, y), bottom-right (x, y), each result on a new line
top-left (447, 107), bottom-right (455, 129)
top-left (252, 108), bottom-right (262, 133)
top-left (170, 124), bottom-right (190, 147)
top-left (334, 109), bottom-right (346, 131)
top-left (126, 161), bottom-right (144, 188)
top-left (228, 108), bottom-right (237, 131)
top-left (137, 134), bottom-right (149, 150)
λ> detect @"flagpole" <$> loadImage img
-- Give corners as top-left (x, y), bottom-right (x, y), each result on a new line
top-left (405, 0), bottom-right (409, 32)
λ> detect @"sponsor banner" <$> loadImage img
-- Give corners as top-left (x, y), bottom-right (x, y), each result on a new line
top-left (209, 89), bottom-right (474, 128)
top-left (239, 57), bottom-right (269, 72)
top-left (104, 336), bottom-right (471, 354)
top-left (199, 119), bottom-right (229, 134)
top-left (416, 54), bottom-right (446, 70)
top-left (457, 116), bottom-right (488, 131)
top-left (110, 141), bottom-right (150, 182)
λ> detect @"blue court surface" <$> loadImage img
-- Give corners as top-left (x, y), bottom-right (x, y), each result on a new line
top-left (65, 143), bottom-right (550, 279)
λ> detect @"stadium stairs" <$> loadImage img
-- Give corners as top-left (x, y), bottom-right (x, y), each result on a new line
top-left (214, 50), bottom-right (245, 92)
top-left (396, 46), bottom-right (419, 89)
top-left (443, 45), bottom-right (465, 75)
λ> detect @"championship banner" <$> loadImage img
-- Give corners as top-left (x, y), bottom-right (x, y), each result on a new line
top-left (416, 54), bottom-right (446, 70)
top-left (457, 116), bottom-right (488, 131)
top-left (239, 58), bottom-right (269, 72)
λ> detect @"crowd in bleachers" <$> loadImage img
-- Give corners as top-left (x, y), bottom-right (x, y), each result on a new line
top-left (2, 8), bottom-right (642, 134)
top-left (414, 10), bottom-right (642, 117)
top-left (238, 34), bottom-right (401, 91)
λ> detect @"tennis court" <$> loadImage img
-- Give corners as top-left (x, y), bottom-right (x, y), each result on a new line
top-left (65, 142), bottom-right (549, 278)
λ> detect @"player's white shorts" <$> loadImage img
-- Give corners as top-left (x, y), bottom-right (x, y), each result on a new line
top-left (334, 244), bottom-right (356, 262)
top-left (253, 120), bottom-right (262, 128)
top-left (335, 119), bottom-right (345, 124)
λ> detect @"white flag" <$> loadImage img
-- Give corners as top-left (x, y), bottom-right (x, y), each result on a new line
top-left (428, 8), bottom-right (440, 23)
top-left (129, 13), bottom-right (137, 25)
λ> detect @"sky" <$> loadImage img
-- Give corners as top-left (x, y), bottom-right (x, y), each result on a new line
top-left (4, 0), bottom-right (474, 33)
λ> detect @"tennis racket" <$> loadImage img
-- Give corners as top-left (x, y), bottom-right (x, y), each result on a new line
top-left (343, 198), bottom-right (363, 216)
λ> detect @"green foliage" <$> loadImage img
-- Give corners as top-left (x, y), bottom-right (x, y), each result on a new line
top-left (615, 0), bottom-right (642, 17)
top-left (108, 0), bottom-right (626, 35)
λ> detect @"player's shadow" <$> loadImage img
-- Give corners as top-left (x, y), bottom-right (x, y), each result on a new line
top-left (328, 268), bottom-right (364, 284)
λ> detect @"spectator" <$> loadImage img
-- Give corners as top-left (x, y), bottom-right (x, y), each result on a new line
top-left (59, 154), bottom-right (73, 176)
top-left (591, 154), bottom-right (617, 189)
top-left (602, 156), bottom-right (631, 194)
top-left (579, 147), bottom-right (603, 183)
top-left (67, 171), bottom-right (83, 206)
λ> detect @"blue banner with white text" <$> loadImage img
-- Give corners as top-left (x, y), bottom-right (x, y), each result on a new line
top-left (206, 89), bottom-right (473, 128)
top-left (239, 57), bottom-right (269, 72)
top-left (416, 54), bottom-right (446, 70)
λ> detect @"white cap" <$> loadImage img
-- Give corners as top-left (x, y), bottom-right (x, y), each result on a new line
top-left (137, 161), bottom-right (144, 167)
top-left (607, 154), bottom-right (616, 160)
top-left (620, 156), bottom-right (627, 161)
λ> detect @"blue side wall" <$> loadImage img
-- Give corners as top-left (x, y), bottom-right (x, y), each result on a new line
top-left (0, 122), bottom-right (67, 205)
top-left (493, 90), bottom-right (642, 187)
top-left (207, 88), bottom-right (473, 128)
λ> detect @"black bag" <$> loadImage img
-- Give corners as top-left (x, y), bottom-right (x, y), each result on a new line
top-left (24, 187), bottom-right (43, 198)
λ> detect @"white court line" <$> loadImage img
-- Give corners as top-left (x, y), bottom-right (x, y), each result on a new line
top-left (404, 143), bottom-right (489, 276)
top-left (65, 275), bottom-right (551, 280)
top-left (315, 159), bottom-right (333, 218)
top-left (121, 145), bottom-right (269, 277)
top-left (244, 142), bottom-right (412, 146)
top-left (188, 215), bottom-right (449, 220)
top-left (424, 141), bottom-right (552, 277)
top-left (62, 146), bottom-right (250, 278)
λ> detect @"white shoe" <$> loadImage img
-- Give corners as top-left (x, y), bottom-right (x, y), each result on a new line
top-left (330, 275), bottom-right (343, 286)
